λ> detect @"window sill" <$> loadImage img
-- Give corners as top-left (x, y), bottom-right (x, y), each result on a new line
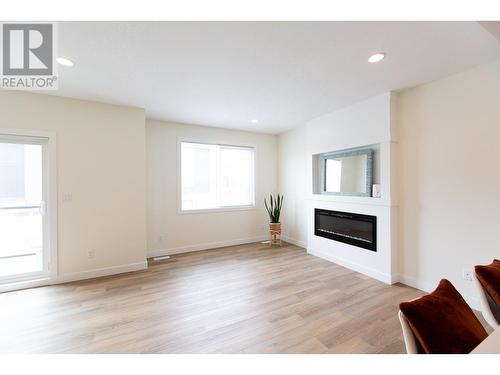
top-left (178, 205), bottom-right (256, 215)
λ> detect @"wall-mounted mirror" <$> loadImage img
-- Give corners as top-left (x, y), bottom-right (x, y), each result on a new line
top-left (322, 148), bottom-right (373, 196)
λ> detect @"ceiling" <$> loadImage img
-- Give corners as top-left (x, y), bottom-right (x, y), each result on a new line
top-left (52, 21), bottom-right (500, 134)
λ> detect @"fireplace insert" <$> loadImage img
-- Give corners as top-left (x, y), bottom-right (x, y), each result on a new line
top-left (314, 208), bottom-right (377, 251)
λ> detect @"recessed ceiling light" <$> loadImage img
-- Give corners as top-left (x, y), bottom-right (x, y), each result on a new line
top-left (57, 57), bottom-right (74, 67)
top-left (251, 119), bottom-right (259, 124)
top-left (368, 53), bottom-right (385, 63)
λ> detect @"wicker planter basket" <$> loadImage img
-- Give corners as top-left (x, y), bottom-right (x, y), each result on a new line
top-left (269, 222), bottom-right (282, 247)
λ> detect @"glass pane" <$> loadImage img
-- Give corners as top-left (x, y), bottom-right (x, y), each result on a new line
top-left (181, 142), bottom-right (218, 210)
top-left (325, 155), bottom-right (367, 193)
top-left (325, 159), bottom-right (342, 192)
top-left (0, 142), bottom-right (43, 277)
top-left (219, 147), bottom-right (254, 207)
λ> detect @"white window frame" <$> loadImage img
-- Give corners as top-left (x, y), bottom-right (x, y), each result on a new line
top-left (177, 137), bottom-right (256, 214)
top-left (0, 128), bottom-right (57, 292)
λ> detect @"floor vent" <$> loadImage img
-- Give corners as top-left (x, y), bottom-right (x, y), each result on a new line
top-left (152, 255), bottom-right (171, 261)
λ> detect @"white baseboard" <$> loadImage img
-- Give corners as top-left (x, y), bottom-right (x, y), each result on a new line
top-left (0, 261), bottom-right (149, 293)
top-left (0, 277), bottom-right (52, 294)
top-left (394, 274), bottom-right (481, 311)
top-left (147, 235), bottom-right (268, 258)
top-left (57, 261), bottom-right (148, 284)
top-left (282, 235), bottom-right (307, 248)
top-left (393, 274), bottom-right (434, 293)
top-left (308, 247), bottom-right (392, 284)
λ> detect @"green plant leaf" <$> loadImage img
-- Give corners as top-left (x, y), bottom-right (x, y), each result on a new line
top-left (264, 193), bottom-right (284, 223)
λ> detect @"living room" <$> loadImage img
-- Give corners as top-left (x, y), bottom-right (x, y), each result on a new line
top-left (1, 1), bottom-right (500, 373)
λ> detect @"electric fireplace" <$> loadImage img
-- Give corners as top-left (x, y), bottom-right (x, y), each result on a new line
top-left (314, 208), bottom-right (377, 251)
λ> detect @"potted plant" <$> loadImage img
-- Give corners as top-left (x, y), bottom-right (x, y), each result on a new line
top-left (264, 194), bottom-right (283, 246)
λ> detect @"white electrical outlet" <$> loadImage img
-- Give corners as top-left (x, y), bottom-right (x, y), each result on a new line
top-left (62, 193), bottom-right (73, 202)
top-left (462, 269), bottom-right (473, 282)
top-left (88, 250), bottom-right (95, 259)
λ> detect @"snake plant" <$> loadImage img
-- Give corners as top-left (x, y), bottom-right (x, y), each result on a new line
top-left (264, 194), bottom-right (283, 223)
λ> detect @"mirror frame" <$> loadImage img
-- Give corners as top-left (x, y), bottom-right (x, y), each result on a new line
top-left (322, 148), bottom-right (373, 197)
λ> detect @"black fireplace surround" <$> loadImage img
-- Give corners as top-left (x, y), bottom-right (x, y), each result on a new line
top-left (314, 208), bottom-right (377, 251)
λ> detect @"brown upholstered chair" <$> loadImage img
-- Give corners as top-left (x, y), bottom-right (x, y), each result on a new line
top-left (398, 309), bottom-right (423, 354)
top-left (474, 260), bottom-right (500, 329)
top-left (398, 279), bottom-right (488, 354)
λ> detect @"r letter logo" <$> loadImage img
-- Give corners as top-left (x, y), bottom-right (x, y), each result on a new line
top-left (1, 23), bottom-right (58, 89)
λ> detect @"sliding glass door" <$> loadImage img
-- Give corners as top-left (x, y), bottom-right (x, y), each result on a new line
top-left (0, 135), bottom-right (50, 283)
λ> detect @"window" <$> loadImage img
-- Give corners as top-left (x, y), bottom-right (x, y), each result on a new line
top-left (0, 136), bottom-right (46, 282)
top-left (0, 143), bottom-right (26, 201)
top-left (180, 141), bottom-right (255, 211)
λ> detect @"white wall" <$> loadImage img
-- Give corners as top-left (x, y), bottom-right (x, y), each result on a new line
top-left (305, 93), bottom-right (393, 156)
top-left (396, 60), bottom-right (500, 307)
top-left (277, 126), bottom-right (308, 246)
top-left (278, 93), bottom-right (398, 283)
top-left (279, 60), bottom-right (500, 305)
top-left (279, 94), bottom-right (396, 244)
top-left (146, 119), bottom-right (278, 256)
top-left (0, 91), bottom-right (147, 281)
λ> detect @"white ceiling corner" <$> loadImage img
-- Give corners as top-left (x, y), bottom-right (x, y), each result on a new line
top-left (50, 21), bottom-right (500, 134)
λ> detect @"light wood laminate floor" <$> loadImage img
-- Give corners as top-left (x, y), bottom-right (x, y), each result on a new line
top-left (0, 242), bottom-right (427, 353)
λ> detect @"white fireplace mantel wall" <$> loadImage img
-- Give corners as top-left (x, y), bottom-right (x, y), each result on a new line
top-left (279, 62), bottom-right (500, 309)
top-left (296, 92), bottom-right (399, 283)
